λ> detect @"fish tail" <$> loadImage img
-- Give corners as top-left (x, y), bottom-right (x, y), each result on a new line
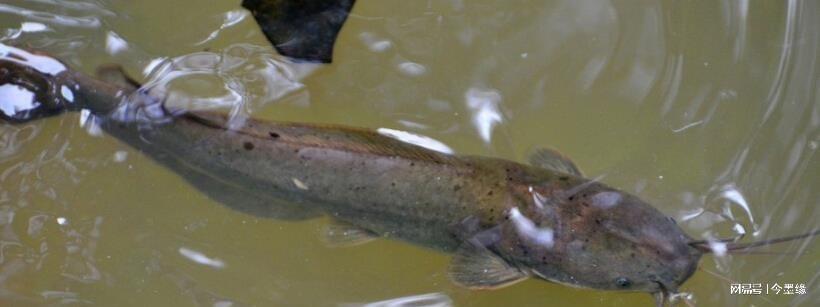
top-left (0, 44), bottom-right (81, 123)
top-left (1, 44), bottom-right (130, 123)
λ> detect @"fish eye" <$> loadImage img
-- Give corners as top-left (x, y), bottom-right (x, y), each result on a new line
top-left (615, 277), bottom-right (632, 288)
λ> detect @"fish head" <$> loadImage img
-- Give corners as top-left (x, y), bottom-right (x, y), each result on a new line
top-left (495, 181), bottom-right (702, 295)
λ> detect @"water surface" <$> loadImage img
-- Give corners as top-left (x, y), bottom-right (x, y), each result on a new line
top-left (1, 0), bottom-right (818, 306)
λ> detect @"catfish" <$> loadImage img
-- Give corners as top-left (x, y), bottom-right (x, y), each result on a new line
top-left (0, 45), bottom-right (816, 306)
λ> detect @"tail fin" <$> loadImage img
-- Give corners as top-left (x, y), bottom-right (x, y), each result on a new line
top-left (1, 44), bottom-right (138, 124)
top-left (242, 0), bottom-right (356, 63)
top-left (0, 44), bottom-right (77, 123)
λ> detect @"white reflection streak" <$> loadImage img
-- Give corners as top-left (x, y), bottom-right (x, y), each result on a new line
top-left (732, 223), bottom-right (746, 236)
top-left (41, 290), bottom-right (79, 301)
top-left (509, 207), bottom-right (553, 247)
top-left (719, 184), bottom-right (758, 236)
top-left (60, 85), bottom-right (75, 103)
top-left (79, 109), bottom-right (102, 136)
top-left (531, 187), bottom-right (547, 209)
top-left (707, 241), bottom-right (727, 257)
top-left (0, 4), bottom-right (100, 28)
top-left (113, 151), bottom-right (128, 162)
top-left (4, 22), bottom-right (50, 40)
top-left (345, 292), bottom-right (452, 307)
top-left (762, 0), bottom-right (796, 123)
top-left (659, 54), bottom-right (684, 116)
top-left (292, 177), bottom-right (309, 190)
top-left (25, 0), bottom-right (116, 15)
top-left (105, 31), bottom-right (128, 55)
top-left (0, 44), bottom-right (67, 76)
top-left (0, 84), bottom-right (37, 117)
top-left (733, 0), bottom-right (749, 61)
top-left (464, 88), bottom-right (503, 143)
top-left (680, 208), bottom-right (704, 222)
top-left (359, 32), bottom-right (392, 52)
top-left (196, 10), bottom-right (248, 46)
top-left (143, 57), bottom-right (169, 77)
top-left (178, 247), bottom-right (225, 269)
top-left (397, 62), bottom-right (426, 77)
top-left (377, 128), bottom-right (453, 154)
top-left (21, 22), bottom-right (48, 32)
top-left (671, 120), bottom-right (703, 133)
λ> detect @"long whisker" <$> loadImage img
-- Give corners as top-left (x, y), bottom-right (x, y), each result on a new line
top-left (727, 250), bottom-right (795, 256)
top-left (697, 266), bottom-right (735, 285)
top-left (726, 229), bottom-right (820, 251)
top-left (689, 229), bottom-right (820, 253)
top-left (687, 237), bottom-right (736, 246)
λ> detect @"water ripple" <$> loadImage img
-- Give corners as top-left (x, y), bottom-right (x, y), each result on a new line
top-left (0, 4), bottom-right (101, 28)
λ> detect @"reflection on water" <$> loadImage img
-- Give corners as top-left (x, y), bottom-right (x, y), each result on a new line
top-left (178, 247), bottom-right (225, 269)
top-left (0, 0), bottom-right (818, 306)
top-left (0, 84), bottom-right (38, 118)
top-left (376, 128), bottom-right (453, 154)
top-left (0, 43), bottom-right (66, 75)
top-left (195, 9), bottom-right (248, 47)
top-left (508, 207), bottom-right (554, 247)
top-left (0, 3), bottom-right (102, 28)
top-left (464, 87), bottom-right (503, 144)
top-left (345, 292), bottom-right (452, 307)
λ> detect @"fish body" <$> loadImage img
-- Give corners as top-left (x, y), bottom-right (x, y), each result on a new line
top-left (99, 93), bottom-right (565, 253)
top-left (1, 45), bottom-right (702, 301)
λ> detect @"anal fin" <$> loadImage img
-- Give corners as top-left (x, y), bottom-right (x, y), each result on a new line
top-left (322, 220), bottom-right (377, 247)
top-left (528, 147), bottom-right (583, 176)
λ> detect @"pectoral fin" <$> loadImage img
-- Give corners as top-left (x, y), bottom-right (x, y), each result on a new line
top-left (322, 220), bottom-right (377, 247)
top-left (528, 147), bottom-right (583, 176)
top-left (448, 243), bottom-right (528, 289)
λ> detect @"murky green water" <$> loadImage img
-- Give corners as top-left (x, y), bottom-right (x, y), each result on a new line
top-left (1, 0), bottom-right (818, 306)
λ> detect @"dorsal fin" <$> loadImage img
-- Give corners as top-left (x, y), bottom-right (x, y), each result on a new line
top-left (528, 147), bottom-right (583, 176)
top-left (322, 220), bottom-right (377, 247)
